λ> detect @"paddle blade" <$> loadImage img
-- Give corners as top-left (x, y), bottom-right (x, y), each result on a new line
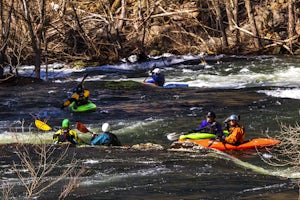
top-left (76, 122), bottom-right (90, 133)
top-left (35, 120), bottom-right (52, 131)
top-left (167, 132), bottom-right (181, 141)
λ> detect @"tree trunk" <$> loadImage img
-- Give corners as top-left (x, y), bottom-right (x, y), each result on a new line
top-left (288, 0), bottom-right (295, 52)
top-left (21, 0), bottom-right (44, 79)
top-left (233, 0), bottom-right (240, 45)
top-left (244, 0), bottom-right (261, 48)
top-left (0, 0), bottom-right (14, 78)
top-left (212, 0), bottom-right (228, 47)
top-left (117, 0), bottom-right (126, 30)
top-left (224, 0), bottom-right (236, 45)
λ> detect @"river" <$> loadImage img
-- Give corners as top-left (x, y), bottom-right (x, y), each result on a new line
top-left (0, 54), bottom-right (299, 199)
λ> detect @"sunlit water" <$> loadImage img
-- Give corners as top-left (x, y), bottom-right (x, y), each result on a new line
top-left (0, 54), bottom-right (299, 199)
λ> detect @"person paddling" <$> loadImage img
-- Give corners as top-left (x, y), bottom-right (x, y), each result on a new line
top-left (222, 114), bottom-right (245, 145)
top-left (61, 75), bottom-right (90, 109)
top-left (53, 119), bottom-right (82, 145)
top-left (90, 123), bottom-right (121, 146)
top-left (143, 66), bottom-right (165, 87)
top-left (191, 111), bottom-right (223, 139)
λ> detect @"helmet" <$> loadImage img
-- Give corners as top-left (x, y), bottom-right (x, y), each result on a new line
top-left (229, 114), bottom-right (239, 121)
top-left (102, 123), bottom-right (111, 132)
top-left (152, 68), bottom-right (160, 74)
top-left (62, 119), bottom-right (69, 128)
top-left (206, 111), bottom-right (216, 118)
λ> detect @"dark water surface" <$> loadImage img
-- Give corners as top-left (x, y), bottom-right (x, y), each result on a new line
top-left (0, 55), bottom-right (299, 199)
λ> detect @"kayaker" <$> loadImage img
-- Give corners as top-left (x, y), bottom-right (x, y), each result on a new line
top-left (61, 83), bottom-right (90, 109)
top-left (53, 119), bottom-right (82, 145)
top-left (90, 123), bottom-right (122, 146)
top-left (144, 67), bottom-right (165, 87)
top-left (223, 114), bottom-right (245, 145)
top-left (191, 111), bottom-right (223, 138)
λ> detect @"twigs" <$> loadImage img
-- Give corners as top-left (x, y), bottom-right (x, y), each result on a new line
top-left (258, 122), bottom-right (300, 168)
top-left (10, 143), bottom-right (85, 199)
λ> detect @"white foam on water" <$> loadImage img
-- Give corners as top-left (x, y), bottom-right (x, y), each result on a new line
top-left (257, 88), bottom-right (300, 100)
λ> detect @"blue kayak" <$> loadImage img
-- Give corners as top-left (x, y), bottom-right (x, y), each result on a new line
top-left (162, 83), bottom-right (189, 88)
top-left (69, 101), bottom-right (96, 112)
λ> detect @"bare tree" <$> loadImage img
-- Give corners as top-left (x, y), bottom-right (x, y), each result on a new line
top-left (20, 0), bottom-right (46, 79)
top-left (224, 0), bottom-right (239, 46)
top-left (258, 122), bottom-right (300, 197)
top-left (287, 0), bottom-right (295, 52)
top-left (2, 142), bottom-right (85, 199)
top-left (0, 0), bottom-right (14, 79)
top-left (244, 0), bottom-right (261, 48)
top-left (212, 0), bottom-right (228, 48)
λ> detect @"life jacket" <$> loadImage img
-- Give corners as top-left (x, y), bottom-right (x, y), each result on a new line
top-left (53, 129), bottom-right (78, 144)
top-left (75, 90), bottom-right (89, 106)
top-left (225, 125), bottom-right (245, 145)
top-left (152, 73), bottom-right (165, 86)
top-left (91, 132), bottom-right (121, 146)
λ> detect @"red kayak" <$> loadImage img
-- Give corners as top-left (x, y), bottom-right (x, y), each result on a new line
top-left (178, 138), bottom-right (280, 151)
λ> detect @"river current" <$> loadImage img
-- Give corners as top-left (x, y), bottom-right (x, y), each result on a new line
top-left (0, 54), bottom-right (299, 199)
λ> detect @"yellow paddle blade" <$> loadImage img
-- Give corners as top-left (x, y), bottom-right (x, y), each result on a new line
top-left (35, 120), bottom-right (52, 131)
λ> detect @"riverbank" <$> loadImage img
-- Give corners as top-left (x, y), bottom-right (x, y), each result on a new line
top-left (0, 0), bottom-right (299, 80)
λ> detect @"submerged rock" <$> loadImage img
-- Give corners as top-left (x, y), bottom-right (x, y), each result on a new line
top-left (131, 142), bottom-right (164, 150)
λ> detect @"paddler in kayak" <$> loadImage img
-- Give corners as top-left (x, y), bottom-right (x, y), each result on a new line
top-left (222, 114), bottom-right (245, 145)
top-left (90, 123), bottom-right (122, 146)
top-left (60, 83), bottom-right (90, 109)
top-left (191, 111), bottom-right (223, 139)
top-left (53, 119), bottom-right (83, 145)
top-left (143, 66), bottom-right (165, 87)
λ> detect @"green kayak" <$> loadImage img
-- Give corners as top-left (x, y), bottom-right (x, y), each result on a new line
top-left (179, 133), bottom-right (216, 140)
top-left (179, 130), bottom-right (229, 140)
top-left (69, 101), bottom-right (96, 113)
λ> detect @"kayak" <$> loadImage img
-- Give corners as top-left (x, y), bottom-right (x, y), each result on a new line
top-left (162, 83), bottom-right (189, 88)
top-left (69, 101), bottom-right (96, 112)
top-left (143, 82), bottom-right (188, 88)
top-left (178, 130), bottom-right (229, 140)
top-left (178, 138), bottom-right (280, 151)
top-left (179, 133), bottom-right (216, 140)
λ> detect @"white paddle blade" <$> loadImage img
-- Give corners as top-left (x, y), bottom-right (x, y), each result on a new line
top-left (167, 132), bottom-right (181, 141)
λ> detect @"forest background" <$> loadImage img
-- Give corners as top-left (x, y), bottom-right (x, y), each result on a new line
top-left (0, 0), bottom-right (299, 80)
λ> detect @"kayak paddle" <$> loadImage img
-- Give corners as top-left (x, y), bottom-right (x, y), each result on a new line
top-left (79, 73), bottom-right (88, 85)
top-left (35, 119), bottom-right (52, 131)
top-left (76, 122), bottom-right (93, 134)
top-left (166, 132), bottom-right (182, 141)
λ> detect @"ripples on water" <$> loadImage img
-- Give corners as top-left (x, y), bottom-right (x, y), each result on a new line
top-left (0, 54), bottom-right (299, 199)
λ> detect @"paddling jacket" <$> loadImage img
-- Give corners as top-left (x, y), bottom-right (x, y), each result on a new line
top-left (147, 73), bottom-right (165, 86)
top-left (53, 128), bottom-right (81, 145)
top-left (194, 120), bottom-right (223, 138)
top-left (62, 89), bottom-right (90, 108)
top-left (90, 132), bottom-right (122, 146)
top-left (225, 125), bottom-right (245, 145)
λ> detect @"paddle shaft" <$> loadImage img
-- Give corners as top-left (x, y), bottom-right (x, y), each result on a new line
top-left (80, 74), bottom-right (88, 85)
top-left (167, 124), bottom-right (217, 141)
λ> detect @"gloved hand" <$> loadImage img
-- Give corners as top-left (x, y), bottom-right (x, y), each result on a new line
top-left (218, 135), bottom-right (226, 143)
top-left (148, 70), bottom-right (152, 76)
top-left (224, 122), bottom-right (229, 130)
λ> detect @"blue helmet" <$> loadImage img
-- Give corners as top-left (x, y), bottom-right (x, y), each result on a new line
top-left (229, 114), bottom-right (239, 121)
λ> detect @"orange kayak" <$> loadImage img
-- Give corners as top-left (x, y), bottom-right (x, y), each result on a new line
top-left (178, 138), bottom-right (280, 151)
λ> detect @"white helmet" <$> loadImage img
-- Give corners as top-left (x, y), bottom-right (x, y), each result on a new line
top-left (102, 123), bottom-right (111, 132)
top-left (152, 68), bottom-right (160, 74)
